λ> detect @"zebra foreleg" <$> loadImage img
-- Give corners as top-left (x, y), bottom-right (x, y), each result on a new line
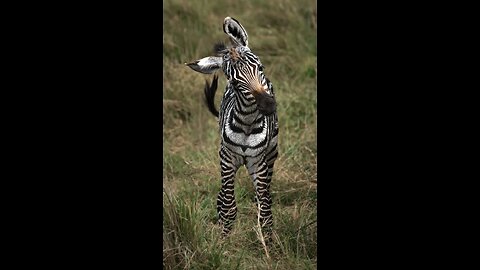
top-left (217, 148), bottom-right (240, 235)
top-left (247, 158), bottom-right (273, 239)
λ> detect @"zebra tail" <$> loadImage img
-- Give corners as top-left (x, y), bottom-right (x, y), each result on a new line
top-left (204, 74), bottom-right (219, 118)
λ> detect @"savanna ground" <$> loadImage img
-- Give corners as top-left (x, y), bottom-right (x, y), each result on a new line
top-left (163, 0), bottom-right (317, 269)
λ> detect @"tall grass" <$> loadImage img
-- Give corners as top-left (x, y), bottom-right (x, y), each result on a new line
top-left (163, 0), bottom-right (317, 268)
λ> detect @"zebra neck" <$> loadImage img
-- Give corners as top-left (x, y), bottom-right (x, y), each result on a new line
top-left (233, 92), bottom-right (262, 126)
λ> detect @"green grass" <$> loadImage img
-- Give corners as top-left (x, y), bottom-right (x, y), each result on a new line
top-left (163, 0), bottom-right (317, 268)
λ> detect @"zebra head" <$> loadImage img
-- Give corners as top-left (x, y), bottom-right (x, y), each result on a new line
top-left (186, 17), bottom-right (276, 116)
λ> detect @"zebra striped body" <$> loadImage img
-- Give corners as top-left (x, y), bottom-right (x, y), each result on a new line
top-left (186, 17), bottom-right (278, 235)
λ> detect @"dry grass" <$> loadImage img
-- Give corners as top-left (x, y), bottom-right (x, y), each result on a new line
top-left (163, 0), bottom-right (317, 268)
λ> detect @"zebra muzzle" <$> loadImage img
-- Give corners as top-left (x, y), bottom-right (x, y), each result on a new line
top-left (255, 91), bottom-right (276, 116)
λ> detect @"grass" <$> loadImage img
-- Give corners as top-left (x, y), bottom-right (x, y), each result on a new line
top-left (163, 0), bottom-right (317, 268)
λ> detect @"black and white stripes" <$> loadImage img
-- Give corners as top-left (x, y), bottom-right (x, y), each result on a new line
top-left (186, 17), bottom-right (278, 236)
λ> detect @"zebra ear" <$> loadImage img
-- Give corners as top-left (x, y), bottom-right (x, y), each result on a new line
top-left (185, 56), bottom-right (222, 74)
top-left (223, 17), bottom-right (248, 47)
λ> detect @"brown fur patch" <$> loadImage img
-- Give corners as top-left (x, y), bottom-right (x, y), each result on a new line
top-left (251, 84), bottom-right (266, 98)
top-left (229, 48), bottom-right (240, 62)
top-left (248, 77), bottom-right (267, 98)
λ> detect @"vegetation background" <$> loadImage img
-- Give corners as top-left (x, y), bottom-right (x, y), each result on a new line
top-left (163, 0), bottom-right (317, 268)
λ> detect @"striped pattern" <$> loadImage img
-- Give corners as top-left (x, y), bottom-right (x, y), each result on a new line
top-left (187, 17), bottom-right (278, 236)
top-left (215, 48), bottom-right (278, 235)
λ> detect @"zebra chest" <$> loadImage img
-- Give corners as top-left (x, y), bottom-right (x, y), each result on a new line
top-left (222, 120), bottom-right (269, 156)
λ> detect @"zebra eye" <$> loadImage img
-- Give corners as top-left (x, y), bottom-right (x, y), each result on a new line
top-left (259, 65), bottom-right (264, 72)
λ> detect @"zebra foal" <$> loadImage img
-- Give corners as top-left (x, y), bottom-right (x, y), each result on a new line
top-left (186, 17), bottom-right (278, 236)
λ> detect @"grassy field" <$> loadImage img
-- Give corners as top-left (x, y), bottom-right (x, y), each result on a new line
top-left (163, 0), bottom-right (317, 268)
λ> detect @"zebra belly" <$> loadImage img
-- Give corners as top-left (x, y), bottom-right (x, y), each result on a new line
top-left (224, 142), bottom-right (269, 157)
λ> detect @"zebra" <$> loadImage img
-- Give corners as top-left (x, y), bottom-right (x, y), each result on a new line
top-left (186, 17), bottom-right (278, 237)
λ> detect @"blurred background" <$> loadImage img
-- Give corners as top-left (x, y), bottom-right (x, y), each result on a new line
top-left (163, 0), bottom-right (317, 268)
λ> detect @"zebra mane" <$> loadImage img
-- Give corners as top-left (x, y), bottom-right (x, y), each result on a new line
top-left (214, 41), bottom-right (228, 55)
